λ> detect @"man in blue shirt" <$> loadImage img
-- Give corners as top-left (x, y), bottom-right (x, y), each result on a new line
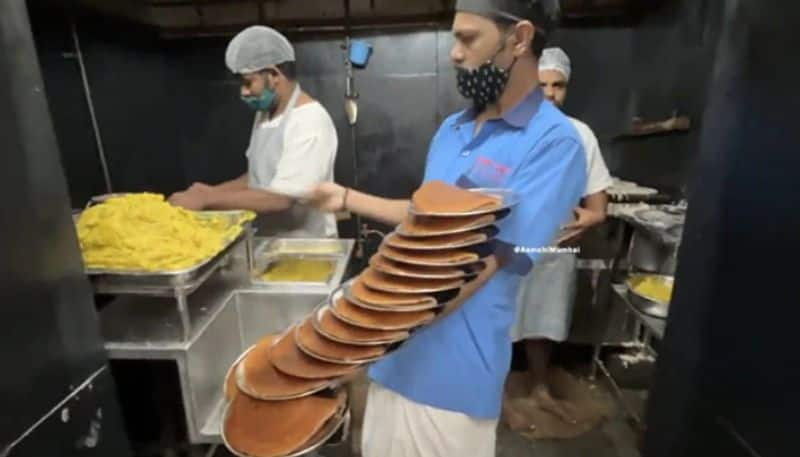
top-left (309, 1), bottom-right (585, 455)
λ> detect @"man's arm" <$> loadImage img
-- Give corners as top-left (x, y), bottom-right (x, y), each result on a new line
top-left (203, 187), bottom-right (292, 213)
top-left (169, 174), bottom-right (250, 209)
top-left (343, 188), bottom-right (410, 226)
top-left (308, 182), bottom-right (410, 226)
top-left (210, 173), bottom-right (249, 192)
top-left (558, 190), bottom-right (608, 243)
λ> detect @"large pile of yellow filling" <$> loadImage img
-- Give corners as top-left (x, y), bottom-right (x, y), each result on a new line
top-left (630, 275), bottom-right (673, 303)
top-left (76, 193), bottom-right (254, 272)
top-left (260, 258), bottom-right (335, 282)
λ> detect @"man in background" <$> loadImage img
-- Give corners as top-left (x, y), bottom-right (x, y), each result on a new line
top-left (507, 46), bottom-right (613, 427)
top-left (169, 26), bottom-right (338, 238)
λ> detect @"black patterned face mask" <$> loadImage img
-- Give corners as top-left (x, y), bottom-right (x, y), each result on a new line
top-left (456, 39), bottom-right (517, 110)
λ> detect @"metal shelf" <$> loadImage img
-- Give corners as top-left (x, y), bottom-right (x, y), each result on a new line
top-left (100, 266), bottom-right (246, 359)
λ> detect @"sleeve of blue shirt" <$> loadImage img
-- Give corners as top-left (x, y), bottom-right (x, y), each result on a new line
top-left (497, 137), bottom-right (587, 274)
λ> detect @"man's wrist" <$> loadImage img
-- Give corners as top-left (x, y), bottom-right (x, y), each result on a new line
top-left (200, 186), bottom-right (220, 209)
top-left (341, 187), bottom-right (350, 212)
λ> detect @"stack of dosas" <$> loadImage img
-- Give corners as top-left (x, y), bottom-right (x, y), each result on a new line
top-left (221, 181), bottom-right (517, 456)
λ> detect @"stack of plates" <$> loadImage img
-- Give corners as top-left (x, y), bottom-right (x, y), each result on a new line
top-left (221, 334), bottom-right (350, 457)
top-left (220, 181), bottom-right (518, 457)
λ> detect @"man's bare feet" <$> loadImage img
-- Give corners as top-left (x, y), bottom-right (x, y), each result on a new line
top-left (529, 384), bottom-right (578, 425)
top-left (502, 400), bottom-right (536, 432)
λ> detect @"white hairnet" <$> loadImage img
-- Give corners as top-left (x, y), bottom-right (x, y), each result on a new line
top-left (539, 47), bottom-right (571, 81)
top-left (225, 26), bottom-right (295, 74)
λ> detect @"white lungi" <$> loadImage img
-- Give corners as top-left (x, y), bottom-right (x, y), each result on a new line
top-left (361, 383), bottom-right (497, 457)
top-left (510, 251), bottom-right (577, 343)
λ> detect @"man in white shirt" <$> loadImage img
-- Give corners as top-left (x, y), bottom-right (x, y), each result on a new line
top-left (169, 26), bottom-right (338, 238)
top-left (506, 46), bottom-right (613, 427)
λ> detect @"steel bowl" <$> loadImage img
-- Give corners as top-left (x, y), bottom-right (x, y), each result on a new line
top-left (626, 274), bottom-right (674, 319)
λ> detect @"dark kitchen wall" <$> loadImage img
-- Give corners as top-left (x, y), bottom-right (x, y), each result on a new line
top-left (644, 0), bottom-right (800, 455)
top-left (1, 1), bottom-right (130, 455)
top-left (29, 6), bottom-right (462, 239)
top-left (552, 0), bottom-right (724, 196)
top-left (30, 0), bottom-right (720, 233)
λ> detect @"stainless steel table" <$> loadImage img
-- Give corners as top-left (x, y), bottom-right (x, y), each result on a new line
top-left (99, 238), bottom-right (354, 444)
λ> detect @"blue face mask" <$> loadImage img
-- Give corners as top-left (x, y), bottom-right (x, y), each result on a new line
top-left (241, 88), bottom-right (276, 112)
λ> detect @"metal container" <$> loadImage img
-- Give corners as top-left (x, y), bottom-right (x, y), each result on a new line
top-left (626, 274), bottom-right (674, 319)
top-left (259, 238), bottom-right (351, 258)
top-left (249, 238), bottom-right (354, 292)
top-left (627, 206), bottom-right (685, 275)
top-left (81, 210), bottom-right (255, 294)
top-left (628, 227), bottom-right (680, 275)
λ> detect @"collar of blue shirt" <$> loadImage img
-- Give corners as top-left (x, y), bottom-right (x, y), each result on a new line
top-left (454, 87), bottom-right (545, 129)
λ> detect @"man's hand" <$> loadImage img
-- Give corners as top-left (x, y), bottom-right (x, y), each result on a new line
top-left (188, 182), bottom-right (214, 196)
top-left (307, 182), bottom-right (347, 213)
top-left (168, 190), bottom-right (206, 210)
top-left (558, 206), bottom-right (606, 244)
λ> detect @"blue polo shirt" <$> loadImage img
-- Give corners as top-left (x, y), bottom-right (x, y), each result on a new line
top-left (368, 88), bottom-right (587, 419)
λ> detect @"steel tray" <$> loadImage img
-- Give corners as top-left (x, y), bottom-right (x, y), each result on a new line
top-left (80, 210), bottom-right (254, 295)
top-left (259, 238), bottom-right (350, 259)
top-left (249, 238), bottom-right (354, 291)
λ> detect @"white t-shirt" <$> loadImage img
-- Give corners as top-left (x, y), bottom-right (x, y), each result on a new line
top-left (247, 101), bottom-right (338, 238)
top-left (569, 116), bottom-right (613, 196)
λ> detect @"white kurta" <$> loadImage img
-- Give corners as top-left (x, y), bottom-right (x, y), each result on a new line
top-left (511, 117), bottom-right (612, 342)
top-left (246, 85), bottom-right (338, 238)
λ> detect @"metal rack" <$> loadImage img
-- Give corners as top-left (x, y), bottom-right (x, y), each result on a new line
top-left (592, 282), bottom-right (666, 429)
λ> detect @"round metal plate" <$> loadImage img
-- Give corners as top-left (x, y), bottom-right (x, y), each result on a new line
top-left (310, 303), bottom-right (409, 347)
top-left (360, 268), bottom-right (464, 294)
top-left (384, 226), bottom-right (499, 250)
top-left (342, 282), bottom-right (442, 313)
top-left (369, 255), bottom-right (475, 279)
top-left (409, 188), bottom-right (519, 217)
top-left (396, 210), bottom-right (509, 238)
top-left (221, 391), bottom-right (349, 457)
top-left (224, 344), bottom-right (257, 403)
top-left (293, 324), bottom-right (384, 365)
top-left (378, 243), bottom-right (488, 268)
top-left (328, 286), bottom-right (436, 330)
top-left (235, 362), bottom-right (335, 401)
